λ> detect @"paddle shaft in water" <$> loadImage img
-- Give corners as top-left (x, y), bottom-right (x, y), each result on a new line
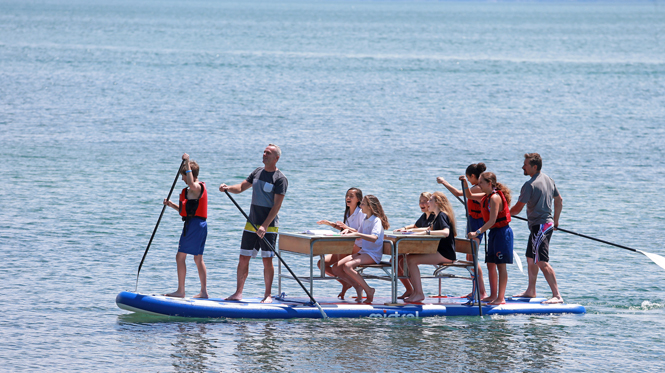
top-left (461, 181), bottom-right (483, 316)
top-left (224, 191), bottom-right (329, 319)
top-left (135, 159), bottom-right (187, 291)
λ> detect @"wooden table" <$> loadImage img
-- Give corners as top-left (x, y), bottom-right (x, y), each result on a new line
top-left (277, 232), bottom-right (358, 298)
top-left (278, 231), bottom-right (449, 304)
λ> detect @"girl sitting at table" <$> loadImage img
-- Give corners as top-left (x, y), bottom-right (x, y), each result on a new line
top-left (316, 187), bottom-right (365, 299)
top-left (403, 191), bottom-right (457, 303)
top-left (332, 195), bottom-right (390, 304)
top-left (394, 192), bottom-right (435, 299)
top-left (465, 172), bottom-right (514, 305)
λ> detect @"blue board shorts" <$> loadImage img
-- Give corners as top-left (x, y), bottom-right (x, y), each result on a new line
top-left (178, 217), bottom-right (207, 256)
top-left (467, 216), bottom-right (485, 245)
top-left (486, 225), bottom-right (513, 264)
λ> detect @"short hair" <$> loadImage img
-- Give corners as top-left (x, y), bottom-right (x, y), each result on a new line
top-left (268, 143), bottom-right (281, 158)
top-left (180, 160), bottom-right (200, 179)
top-left (524, 153), bottom-right (542, 171)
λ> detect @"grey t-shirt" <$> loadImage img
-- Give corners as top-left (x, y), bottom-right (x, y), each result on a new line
top-left (246, 167), bottom-right (288, 228)
top-left (518, 172), bottom-right (560, 227)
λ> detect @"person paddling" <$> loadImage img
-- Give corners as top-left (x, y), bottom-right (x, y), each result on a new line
top-left (163, 153), bottom-right (209, 299)
top-left (465, 172), bottom-right (514, 305)
top-left (437, 163), bottom-right (489, 299)
top-left (219, 144), bottom-right (287, 304)
top-left (510, 153), bottom-right (564, 304)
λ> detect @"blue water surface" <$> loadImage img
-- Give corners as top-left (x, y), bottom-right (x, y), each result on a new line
top-left (1, 0), bottom-right (664, 371)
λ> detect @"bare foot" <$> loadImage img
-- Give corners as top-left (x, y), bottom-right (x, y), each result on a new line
top-left (261, 295), bottom-right (273, 304)
top-left (193, 292), bottom-right (208, 299)
top-left (363, 288), bottom-right (376, 304)
top-left (482, 296), bottom-right (496, 303)
top-left (513, 291), bottom-right (536, 298)
top-left (338, 284), bottom-right (351, 299)
top-left (225, 292), bottom-right (242, 301)
top-left (164, 291), bottom-right (185, 298)
top-left (405, 294), bottom-right (425, 303)
top-left (354, 286), bottom-right (364, 302)
top-left (542, 296), bottom-right (564, 304)
top-left (398, 290), bottom-right (412, 300)
top-left (488, 300), bottom-right (506, 305)
top-left (467, 292), bottom-right (489, 299)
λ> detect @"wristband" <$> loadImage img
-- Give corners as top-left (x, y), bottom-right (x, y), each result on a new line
top-left (185, 170), bottom-right (192, 173)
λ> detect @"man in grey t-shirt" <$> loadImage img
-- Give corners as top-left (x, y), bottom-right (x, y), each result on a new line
top-left (219, 144), bottom-right (287, 304)
top-left (510, 153), bottom-right (564, 304)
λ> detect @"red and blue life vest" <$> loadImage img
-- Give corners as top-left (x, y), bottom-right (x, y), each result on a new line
top-left (481, 189), bottom-right (511, 229)
top-left (179, 182), bottom-right (207, 221)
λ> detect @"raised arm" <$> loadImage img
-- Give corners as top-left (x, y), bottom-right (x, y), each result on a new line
top-left (460, 177), bottom-right (484, 201)
top-left (437, 176), bottom-right (463, 197)
top-left (181, 153), bottom-right (201, 195)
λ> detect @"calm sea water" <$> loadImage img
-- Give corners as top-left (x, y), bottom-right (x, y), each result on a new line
top-left (1, 0), bottom-right (665, 371)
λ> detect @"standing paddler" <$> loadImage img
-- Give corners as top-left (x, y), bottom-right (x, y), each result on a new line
top-left (219, 144), bottom-right (288, 303)
top-left (510, 153), bottom-right (564, 304)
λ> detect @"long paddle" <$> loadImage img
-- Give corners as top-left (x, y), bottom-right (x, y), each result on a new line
top-left (223, 191), bottom-right (329, 319)
top-left (449, 193), bottom-right (524, 273)
top-left (135, 159), bottom-right (186, 292)
top-left (510, 215), bottom-right (665, 271)
top-left (461, 181), bottom-right (483, 316)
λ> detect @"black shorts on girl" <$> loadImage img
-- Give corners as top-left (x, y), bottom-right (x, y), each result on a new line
top-left (486, 225), bottom-right (513, 264)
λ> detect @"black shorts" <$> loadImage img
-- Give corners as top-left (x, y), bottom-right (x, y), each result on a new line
top-left (240, 230), bottom-right (277, 258)
top-left (525, 222), bottom-right (554, 263)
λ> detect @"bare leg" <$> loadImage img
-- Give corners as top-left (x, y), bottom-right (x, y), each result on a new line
top-left (261, 256), bottom-right (274, 303)
top-left (165, 252), bottom-right (187, 298)
top-left (340, 254), bottom-right (377, 304)
top-left (483, 263), bottom-right (498, 303)
top-left (192, 254), bottom-right (208, 299)
top-left (464, 253), bottom-right (488, 298)
top-left (398, 255), bottom-right (414, 299)
top-left (404, 253), bottom-right (452, 303)
top-left (514, 257), bottom-right (538, 298)
top-left (489, 264), bottom-right (507, 305)
top-left (538, 261), bottom-right (563, 303)
top-left (226, 255), bottom-right (250, 301)
top-left (334, 254), bottom-right (363, 299)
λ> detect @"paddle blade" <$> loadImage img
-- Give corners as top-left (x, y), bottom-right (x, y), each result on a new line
top-left (637, 250), bottom-right (665, 271)
top-left (513, 250), bottom-right (524, 274)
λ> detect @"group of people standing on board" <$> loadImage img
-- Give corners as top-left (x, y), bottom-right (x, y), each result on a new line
top-left (160, 145), bottom-right (564, 306)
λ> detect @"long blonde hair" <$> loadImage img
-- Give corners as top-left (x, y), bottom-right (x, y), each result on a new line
top-left (430, 191), bottom-right (456, 237)
top-left (363, 195), bottom-right (390, 230)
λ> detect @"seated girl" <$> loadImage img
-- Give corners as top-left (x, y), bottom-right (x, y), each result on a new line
top-left (394, 192), bottom-right (435, 298)
top-left (316, 187), bottom-right (365, 299)
top-left (332, 195), bottom-right (390, 304)
top-left (403, 191), bottom-right (457, 303)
